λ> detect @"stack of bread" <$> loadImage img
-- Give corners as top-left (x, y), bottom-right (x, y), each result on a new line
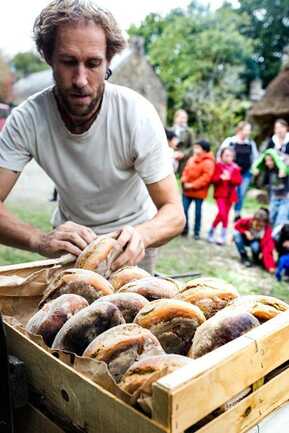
top-left (24, 237), bottom-right (289, 416)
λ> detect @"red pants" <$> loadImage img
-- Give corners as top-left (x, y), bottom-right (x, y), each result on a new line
top-left (212, 198), bottom-right (232, 228)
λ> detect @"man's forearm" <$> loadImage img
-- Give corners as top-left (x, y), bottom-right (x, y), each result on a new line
top-left (0, 202), bottom-right (43, 252)
top-left (136, 203), bottom-right (185, 248)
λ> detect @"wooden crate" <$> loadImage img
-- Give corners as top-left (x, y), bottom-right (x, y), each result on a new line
top-left (2, 259), bottom-right (289, 433)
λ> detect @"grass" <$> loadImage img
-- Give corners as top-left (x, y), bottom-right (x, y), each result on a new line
top-left (1, 199), bottom-right (288, 303)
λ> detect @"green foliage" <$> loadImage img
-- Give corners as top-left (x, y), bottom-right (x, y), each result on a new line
top-left (0, 52), bottom-right (12, 102)
top-left (129, 3), bottom-right (253, 147)
top-left (11, 51), bottom-right (49, 79)
top-left (237, 0), bottom-right (289, 86)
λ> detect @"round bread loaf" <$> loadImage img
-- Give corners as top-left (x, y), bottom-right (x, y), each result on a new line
top-left (189, 310), bottom-right (260, 358)
top-left (83, 324), bottom-right (164, 382)
top-left (26, 294), bottom-right (88, 347)
top-left (96, 292), bottom-right (149, 323)
top-left (134, 299), bottom-right (205, 355)
top-left (227, 295), bottom-right (289, 322)
top-left (52, 301), bottom-right (125, 355)
top-left (110, 266), bottom-right (150, 291)
top-left (177, 282), bottom-right (239, 319)
top-left (119, 354), bottom-right (192, 414)
top-left (76, 237), bottom-right (122, 278)
top-left (118, 277), bottom-right (179, 301)
top-left (39, 268), bottom-right (114, 308)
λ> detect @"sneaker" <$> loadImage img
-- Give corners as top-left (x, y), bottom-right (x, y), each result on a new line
top-left (207, 228), bottom-right (215, 243)
top-left (241, 252), bottom-right (252, 267)
top-left (194, 234), bottom-right (200, 240)
top-left (216, 228), bottom-right (227, 246)
top-left (181, 230), bottom-right (188, 237)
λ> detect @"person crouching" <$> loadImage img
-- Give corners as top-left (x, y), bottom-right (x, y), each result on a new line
top-left (181, 140), bottom-right (215, 240)
top-left (233, 208), bottom-right (275, 273)
top-left (208, 147), bottom-right (242, 245)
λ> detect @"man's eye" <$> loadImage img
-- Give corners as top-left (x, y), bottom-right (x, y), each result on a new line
top-left (87, 61), bottom-right (101, 69)
top-left (62, 59), bottom-right (76, 66)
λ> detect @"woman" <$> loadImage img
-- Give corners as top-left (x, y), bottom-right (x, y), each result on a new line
top-left (267, 118), bottom-right (289, 156)
top-left (218, 121), bottom-right (258, 220)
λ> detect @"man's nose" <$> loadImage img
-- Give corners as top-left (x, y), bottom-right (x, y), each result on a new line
top-left (72, 64), bottom-right (88, 88)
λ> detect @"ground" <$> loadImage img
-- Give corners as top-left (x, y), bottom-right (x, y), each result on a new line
top-left (1, 161), bottom-right (289, 302)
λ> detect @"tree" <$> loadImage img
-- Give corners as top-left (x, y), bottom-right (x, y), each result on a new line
top-left (0, 53), bottom-right (13, 102)
top-left (237, 0), bottom-right (289, 86)
top-left (11, 51), bottom-right (48, 79)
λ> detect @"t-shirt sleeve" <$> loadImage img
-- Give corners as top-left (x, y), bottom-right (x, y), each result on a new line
top-left (132, 99), bottom-right (173, 184)
top-left (0, 106), bottom-right (33, 172)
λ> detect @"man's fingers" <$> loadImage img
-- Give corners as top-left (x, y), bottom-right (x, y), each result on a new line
top-left (112, 232), bottom-right (144, 271)
top-left (57, 221), bottom-right (96, 244)
top-left (116, 226), bottom-right (134, 249)
top-left (50, 239), bottom-right (82, 257)
top-left (54, 231), bottom-right (88, 250)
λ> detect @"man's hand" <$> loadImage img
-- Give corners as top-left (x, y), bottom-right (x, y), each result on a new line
top-left (111, 225), bottom-right (145, 271)
top-left (34, 221), bottom-right (97, 258)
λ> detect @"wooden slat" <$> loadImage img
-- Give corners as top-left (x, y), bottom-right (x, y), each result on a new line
top-left (15, 403), bottom-right (66, 433)
top-left (5, 322), bottom-right (167, 433)
top-left (196, 367), bottom-right (289, 433)
top-left (0, 254), bottom-right (75, 277)
top-left (152, 311), bottom-right (289, 433)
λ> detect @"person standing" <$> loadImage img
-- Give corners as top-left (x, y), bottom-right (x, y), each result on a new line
top-left (218, 121), bottom-right (258, 220)
top-left (171, 109), bottom-right (193, 175)
top-left (0, 0), bottom-right (185, 274)
top-left (181, 140), bottom-right (215, 240)
top-left (266, 119), bottom-right (289, 156)
top-left (207, 147), bottom-right (242, 245)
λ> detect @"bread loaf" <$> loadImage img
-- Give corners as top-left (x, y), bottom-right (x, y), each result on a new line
top-left (110, 266), bottom-right (150, 291)
top-left (52, 301), bottom-right (125, 355)
top-left (83, 323), bottom-right (164, 382)
top-left (134, 299), bottom-right (205, 355)
top-left (96, 292), bottom-right (149, 323)
top-left (26, 294), bottom-right (88, 346)
top-left (118, 277), bottom-right (179, 301)
top-left (76, 237), bottom-right (122, 278)
top-left (227, 295), bottom-right (289, 322)
top-left (39, 268), bottom-right (113, 307)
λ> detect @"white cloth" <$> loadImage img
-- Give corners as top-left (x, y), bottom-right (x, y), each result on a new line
top-left (0, 83), bottom-right (172, 233)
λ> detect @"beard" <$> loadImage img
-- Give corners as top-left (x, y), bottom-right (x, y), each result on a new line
top-left (53, 74), bottom-right (104, 119)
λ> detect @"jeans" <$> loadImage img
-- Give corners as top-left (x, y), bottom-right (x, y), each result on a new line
top-left (233, 231), bottom-right (260, 259)
top-left (270, 198), bottom-right (289, 228)
top-left (235, 170), bottom-right (252, 214)
top-left (182, 195), bottom-right (203, 236)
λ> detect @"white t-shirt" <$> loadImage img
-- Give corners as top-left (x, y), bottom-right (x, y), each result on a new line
top-left (0, 83), bottom-right (172, 233)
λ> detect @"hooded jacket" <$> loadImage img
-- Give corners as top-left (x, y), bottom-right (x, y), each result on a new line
top-left (212, 161), bottom-right (242, 203)
top-left (181, 151), bottom-right (215, 199)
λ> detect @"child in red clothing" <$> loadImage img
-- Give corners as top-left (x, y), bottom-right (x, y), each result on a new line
top-left (233, 208), bottom-right (275, 272)
top-left (207, 148), bottom-right (242, 245)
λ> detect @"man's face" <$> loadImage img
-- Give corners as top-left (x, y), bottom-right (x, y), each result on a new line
top-left (50, 20), bottom-right (108, 118)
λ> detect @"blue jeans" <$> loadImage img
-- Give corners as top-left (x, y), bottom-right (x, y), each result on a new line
top-left (233, 231), bottom-right (260, 259)
top-left (270, 198), bottom-right (289, 228)
top-left (182, 195), bottom-right (203, 236)
top-left (235, 170), bottom-right (252, 214)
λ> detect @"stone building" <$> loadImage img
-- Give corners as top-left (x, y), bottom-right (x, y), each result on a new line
top-left (12, 37), bottom-right (167, 122)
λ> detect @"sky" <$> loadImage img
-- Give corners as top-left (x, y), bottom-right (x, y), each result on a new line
top-left (0, 0), bottom-right (226, 58)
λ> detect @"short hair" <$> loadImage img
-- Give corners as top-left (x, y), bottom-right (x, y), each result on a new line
top-left (174, 109), bottom-right (188, 123)
top-left (275, 118), bottom-right (288, 129)
top-left (195, 139), bottom-right (211, 152)
top-left (33, 0), bottom-right (126, 63)
top-left (235, 121), bottom-right (251, 133)
top-left (220, 146), bottom-right (235, 159)
top-left (253, 208), bottom-right (269, 224)
top-left (165, 128), bottom-right (177, 141)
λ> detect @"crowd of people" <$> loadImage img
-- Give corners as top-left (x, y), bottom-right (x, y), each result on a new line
top-left (167, 112), bottom-right (289, 281)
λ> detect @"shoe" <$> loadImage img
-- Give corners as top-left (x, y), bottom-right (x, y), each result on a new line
top-left (194, 234), bottom-right (200, 240)
top-left (234, 214), bottom-right (241, 222)
top-left (217, 228), bottom-right (227, 246)
top-left (207, 228), bottom-right (215, 243)
top-left (181, 230), bottom-right (188, 237)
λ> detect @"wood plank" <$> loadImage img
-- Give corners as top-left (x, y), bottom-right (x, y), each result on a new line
top-left (0, 254), bottom-right (75, 277)
top-left (195, 366), bottom-right (289, 433)
top-left (153, 312), bottom-right (289, 433)
top-left (5, 322), bottom-right (167, 433)
top-left (15, 403), bottom-right (66, 433)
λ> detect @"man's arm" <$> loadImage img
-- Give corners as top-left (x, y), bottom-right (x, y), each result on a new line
top-left (0, 167), bottom-right (96, 257)
top-left (112, 174), bottom-right (185, 269)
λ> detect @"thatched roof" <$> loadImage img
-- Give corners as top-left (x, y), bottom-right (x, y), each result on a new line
top-left (250, 67), bottom-right (289, 137)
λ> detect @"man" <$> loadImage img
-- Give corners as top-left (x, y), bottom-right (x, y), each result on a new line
top-left (0, 0), bottom-right (185, 273)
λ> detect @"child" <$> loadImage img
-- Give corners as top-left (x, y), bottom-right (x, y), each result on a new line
top-left (165, 128), bottom-right (184, 173)
top-left (233, 208), bottom-right (275, 272)
top-left (208, 147), bottom-right (242, 245)
top-left (252, 149), bottom-right (289, 228)
top-left (181, 140), bottom-right (215, 240)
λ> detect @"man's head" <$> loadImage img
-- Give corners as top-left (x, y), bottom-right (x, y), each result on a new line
top-left (174, 110), bottom-right (188, 128)
top-left (264, 154), bottom-right (275, 170)
top-left (193, 139), bottom-right (211, 156)
top-left (33, 0), bottom-right (126, 118)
